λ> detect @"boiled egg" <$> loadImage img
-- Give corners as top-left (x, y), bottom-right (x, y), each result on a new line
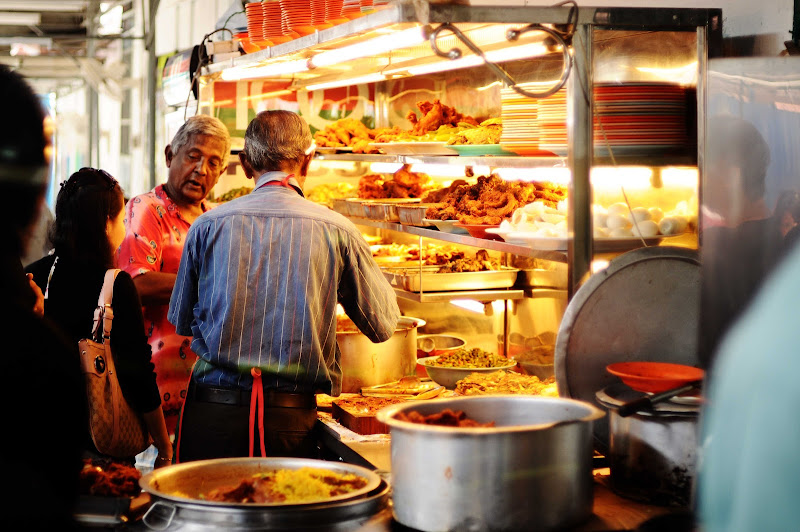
top-left (632, 219), bottom-right (660, 238)
top-left (606, 213), bottom-right (632, 230)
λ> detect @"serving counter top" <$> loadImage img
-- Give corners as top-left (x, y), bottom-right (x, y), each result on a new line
top-left (317, 415), bottom-right (689, 532)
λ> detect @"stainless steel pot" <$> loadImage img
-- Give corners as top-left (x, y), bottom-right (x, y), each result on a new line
top-left (337, 316), bottom-right (424, 392)
top-left (377, 395), bottom-right (604, 532)
top-left (596, 384), bottom-right (699, 507)
top-left (138, 457), bottom-right (388, 531)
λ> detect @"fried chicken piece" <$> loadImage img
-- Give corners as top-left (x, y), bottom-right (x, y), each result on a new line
top-left (358, 174), bottom-right (387, 199)
top-left (407, 99), bottom-right (479, 136)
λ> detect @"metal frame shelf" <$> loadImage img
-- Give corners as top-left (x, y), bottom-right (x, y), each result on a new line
top-left (350, 217), bottom-right (569, 262)
top-left (393, 288), bottom-right (525, 303)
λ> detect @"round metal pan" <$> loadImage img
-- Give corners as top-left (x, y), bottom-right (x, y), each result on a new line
top-left (555, 246), bottom-right (700, 454)
top-left (142, 478), bottom-right (391, 530)
top-left (139, 457), bottom-right (381, 508)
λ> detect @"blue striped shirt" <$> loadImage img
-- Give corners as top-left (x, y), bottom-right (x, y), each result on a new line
top-left (168, 171), bottom-right (400, 394)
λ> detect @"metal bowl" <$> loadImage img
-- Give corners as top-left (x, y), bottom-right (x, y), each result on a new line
top-left (416, 334), bottom-right (466, 357)
top-left (417, 355), bottom-right (517, 389)
top-left (139, 457), bottom-right (381, 508)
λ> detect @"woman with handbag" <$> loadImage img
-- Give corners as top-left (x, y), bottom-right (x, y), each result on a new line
top-left (26, 168), bottom-right (173, 468)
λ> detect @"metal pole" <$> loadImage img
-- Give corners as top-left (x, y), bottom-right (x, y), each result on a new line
top-left (567, 23), bottom-right (593, 298)
top-left (87, 0), bottom-right (100, 166)
top-left (146, 0), bottom-right (161, 189)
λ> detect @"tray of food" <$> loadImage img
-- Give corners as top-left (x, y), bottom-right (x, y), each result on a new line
top-left (360, 376), bottom-right (445, 399)
top-left (397, 203), bottom-right (437, 226)
top-left (383, 265), bottom-right (519, 292)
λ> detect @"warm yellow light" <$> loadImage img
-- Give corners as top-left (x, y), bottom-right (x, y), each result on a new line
top-left (660, 167), bottom-right (699, 188)
top-left (591, 167), bottom-right (653, 189)
top-left (309, 26), bottom-right (428, 68)
top-left (450, 300), bottom-right (487, 314)
top-left (242, 89), bottom-right (294, 102)
top-left (220, 59), bottom-right (309, 81)
top-left (636, 62), bottom-right (698, 85)
top-left (305, 73), bottom-right (385, 91)
top-left (388, 42), bottom-right (550, 77)
top-left (494, 167), bottom-right (571, 184)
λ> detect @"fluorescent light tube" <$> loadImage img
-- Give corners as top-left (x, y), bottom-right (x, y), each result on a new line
top-left (309, 26), bottom-right (427, 68)
top-left (0, 12), bottom-right (41, 25)
top-left (220, 59), bottom-right (309, 81)
top-left (305, 73), bottom-right (385, 91)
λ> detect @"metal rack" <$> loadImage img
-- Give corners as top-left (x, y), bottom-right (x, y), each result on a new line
top-left (203, 3), bottom-right (721, 298)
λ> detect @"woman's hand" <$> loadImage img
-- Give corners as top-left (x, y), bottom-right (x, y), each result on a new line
top-left (154, 450), bottom-right (173, 469)
top-left (27, 273), bottom-right (44, 317)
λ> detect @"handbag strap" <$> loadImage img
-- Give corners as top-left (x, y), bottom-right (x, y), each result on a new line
top-left (94, 269), bottom-right (124, 451)
top-left (91, 269), bottom-right (120, 343)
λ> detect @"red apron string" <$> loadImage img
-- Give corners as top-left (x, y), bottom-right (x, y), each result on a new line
top-left (249, 367), bottom-right (266, 457)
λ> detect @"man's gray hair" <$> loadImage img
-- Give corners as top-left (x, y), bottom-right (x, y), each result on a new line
top-left (243, 110), bottom-right (313, 173)
top-left (170, 115), bottom-right (232, 164)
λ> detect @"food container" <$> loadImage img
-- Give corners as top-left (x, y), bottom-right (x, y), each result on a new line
top-left (417, 355), bottom-right (517, 389)
top-left (377, 395), bottom-right (604, 531)
top-left (362, 200), bottom-right (388, 221)
top-left (331, 197), bottom-right (350, 215)
top-left (383, 266), bottom-right (519, 292)
top-left (596, 383), bottom-right (700, 507)
top-left (139, 457), bottom-right (388, 530)
top-left (337, 316), bottom-right (425, 392)
top-left (344, 198), bottom-right (366, 217)
top-left (397, 204), bottom-right (436, 226)
top-left (416, 334), bottom-right (466, 358)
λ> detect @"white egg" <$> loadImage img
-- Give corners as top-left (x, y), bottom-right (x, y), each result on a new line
top-left (541, 213), bottom-right (566, 225)
top-left (523, 202), bottom-right (546, 216)
top-left (593, 210), bottom-right (608, 229)
top-left (632, 219), bottom-right (660, 238)
top-left (594, 226), bottom-right (610, 238)
top-left (629, 207), bottom-right (652, 223)
top-left (659, 215), bottom-right (689, 235)
top-left (499, 220), bottom-right (514, 231)
top-left (648, 207), bottom-right (664, 223)
top-left (609, 227), bottom-right (633, 237)
top-left (511, 209), bottom-right (528, 226)
top-left (606, 213), bottom-right (632, 230)
top-left (607, 202), bottom-right (629, 217)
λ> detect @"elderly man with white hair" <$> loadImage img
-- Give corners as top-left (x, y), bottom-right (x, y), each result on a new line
top-left (118, 115), bottom-right (231, 446)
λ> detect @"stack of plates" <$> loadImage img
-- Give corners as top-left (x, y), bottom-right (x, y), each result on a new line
top-left (500, 82), bottom-right (693, 158)
top-left (342, 0), bottom-right (363, 18)
top-left (325, 0), bottom-right (348, 24)
top-left (245, 2), bottom-right (266, 45)
top-left (500, 82), bottom-right (565, 157)
top-left (281, 0), bottom-right (316, 36)
top-left (594, 82), bottom-right (691, 157)
top-left (262, 1), bottom-right (292, 44)
top-left (311, 0), bottom-right (332, 28)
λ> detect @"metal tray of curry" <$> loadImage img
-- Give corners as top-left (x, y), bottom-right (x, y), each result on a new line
top-left (140, 457), bottom-right (381, 508)
top-left (382, 266), bottom-right (519, 292)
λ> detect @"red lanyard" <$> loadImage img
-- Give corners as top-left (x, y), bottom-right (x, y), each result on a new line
top-left (257, 173), bottom-right (295, 190)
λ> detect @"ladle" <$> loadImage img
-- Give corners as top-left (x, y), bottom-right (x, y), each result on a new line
top-left (618, 380), bottom-right (703, 417)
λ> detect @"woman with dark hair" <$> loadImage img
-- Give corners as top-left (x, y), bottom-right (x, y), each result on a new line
top-left (26, 168), bottom-right (173, 466)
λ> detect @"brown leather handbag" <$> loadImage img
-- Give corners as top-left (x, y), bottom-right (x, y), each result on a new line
top-left (78, 269), bottom-right (151, 458)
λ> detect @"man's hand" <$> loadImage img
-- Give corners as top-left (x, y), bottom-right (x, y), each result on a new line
top-left (27, 273), bottom-right (44, 318)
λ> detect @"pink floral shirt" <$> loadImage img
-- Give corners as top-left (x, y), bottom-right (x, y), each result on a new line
top-left (117, 184), bottom-right (213, 435)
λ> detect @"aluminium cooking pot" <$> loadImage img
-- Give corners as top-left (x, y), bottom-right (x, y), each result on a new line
top-left (596, 383), bottom-right (700, 507)
top-left (337, 316), bottom-right (424, 393)
top-left (377, 395), bottom-right (604, 532)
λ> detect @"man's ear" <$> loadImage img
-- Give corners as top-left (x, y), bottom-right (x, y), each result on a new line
top-left (300, 152), bottom-right (313, 177)
top-left (165, 145), bottom-right (174, 167)
top-left (239, 151), bottom-right (255, 180)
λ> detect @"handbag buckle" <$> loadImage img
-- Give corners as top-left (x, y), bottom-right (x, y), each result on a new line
top-left (94, 355), bottom-right (106, 374)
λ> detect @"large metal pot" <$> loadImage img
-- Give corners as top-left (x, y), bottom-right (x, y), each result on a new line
top-left (596, 384), bottom-right (699, 507)
top-left (138, 457), bottom-right (388, 531)
top-left (377, 395), bottom-right (604, 532)
top-left (337, 316), bottom-right (424, 392)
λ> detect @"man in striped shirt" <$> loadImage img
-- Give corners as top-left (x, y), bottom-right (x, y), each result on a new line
top-left (168, 110), bottom-right (400, 461)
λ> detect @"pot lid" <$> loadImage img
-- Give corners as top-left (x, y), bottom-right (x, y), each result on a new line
top-left (555, 246), bottom-right (700, 452)
top-left (595, 382), bottom-right (701, 416)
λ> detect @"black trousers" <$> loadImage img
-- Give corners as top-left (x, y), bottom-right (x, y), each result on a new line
top-left (175, 380), bottom-right (319, 463)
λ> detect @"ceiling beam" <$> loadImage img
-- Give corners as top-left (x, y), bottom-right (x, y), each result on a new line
top-left (0, 2), bottom-right (88, 12)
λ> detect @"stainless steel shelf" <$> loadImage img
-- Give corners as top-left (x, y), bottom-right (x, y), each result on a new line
top-left (393, 287), bottom-right (525, 303)
top-left (315, 152), bottom-right (565, 168)
top-left (351, 217), bottom-right (569, 262)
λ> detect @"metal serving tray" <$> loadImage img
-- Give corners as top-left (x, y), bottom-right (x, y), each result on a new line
top-left (383, 266), bottom-right (519, 292)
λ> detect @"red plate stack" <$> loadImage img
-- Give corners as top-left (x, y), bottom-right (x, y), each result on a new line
top-left (341, 0), bottom-right (363, 19)
top-left (311, 0), bottom-right (332, 28)
top-left (281, 0), bottom-right (316, 36)
top-left (325, 0), bottom-right (348, 24)
top-left (245, 1), bottom-right (266, 46)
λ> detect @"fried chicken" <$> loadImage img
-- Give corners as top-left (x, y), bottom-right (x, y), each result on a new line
top-left (424, 175), bottom-right (567, 224)
top-left (357, 165), bottom-right (437, 199)
top-left (407, 99), bottom-right (479, 136)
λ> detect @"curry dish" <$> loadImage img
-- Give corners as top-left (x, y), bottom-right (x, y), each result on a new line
top-left (198, 467), bottom-right (369, 504)
top-left (394, 408), bottom-right (495, 428)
